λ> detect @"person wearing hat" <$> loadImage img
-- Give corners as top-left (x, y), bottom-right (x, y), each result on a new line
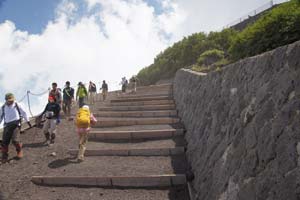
top-left (75, 105), bottom-right (97, 162)
top-left (40, 95), bottom-right (61, 145)
top-left (63, 81), bottom-right (74, 120)
top-left (76, 82), bottom-right (88, 108)
top-left (0, 93), bottom-right (31, 163)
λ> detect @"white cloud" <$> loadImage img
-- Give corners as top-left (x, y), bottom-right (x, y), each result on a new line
top-left (0, 0), bottom-right (181, 115)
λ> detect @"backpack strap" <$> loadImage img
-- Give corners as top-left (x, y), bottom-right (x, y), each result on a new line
top-left (64, 88), bottom-right (72, 98)
top-left (1, 103), bottom-right (22, 124)
top-left (15, 103), bottom-right (22, 118)
top-left (1, 104), bottom-right (5, 121)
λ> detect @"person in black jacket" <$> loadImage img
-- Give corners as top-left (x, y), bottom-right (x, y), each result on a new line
top-left (100, 80), bottom-right (108, 101)
top-left (63, 81), bottom-right (74, 120)
top-left (41, 95), bottom-right (61, 145)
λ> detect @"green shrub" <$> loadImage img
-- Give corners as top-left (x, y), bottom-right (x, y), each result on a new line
top-left (191, 65), bottom-right (210, 73)
top-left (197, 49), bottom-right (225, 66)
top-left (230, 0), bottom-right (300, 60)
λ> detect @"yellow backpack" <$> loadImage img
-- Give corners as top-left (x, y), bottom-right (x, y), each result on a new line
top-left (76, 107), bottom-right (90, 128)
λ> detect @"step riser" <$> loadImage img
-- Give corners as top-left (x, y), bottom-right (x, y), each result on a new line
top-left (99, 105), bottom-right (176, 111)
top-left (95, 111), bottom-right (177, 117)
top-left (118, 93), bottom-right (173, 99)
top-left (68, 147), bottom-right (185, 156)
top-left (93, 118), bottom-right (180, 127)
top-left (112, 97), bottom-right (172, 103)
top-left (94, 111), bottom-right (177, 118)
top-left (31, 175), bottom-right (186, 188)
top-left (109, 100), bottom-right (175, 106)
top-left (89, 129), bottom-right (184, 140)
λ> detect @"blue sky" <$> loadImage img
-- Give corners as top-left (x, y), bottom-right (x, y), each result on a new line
top-left (0, 0), bottom-right (164, 34)
top-left (0, 0), bottom-right (61, 34)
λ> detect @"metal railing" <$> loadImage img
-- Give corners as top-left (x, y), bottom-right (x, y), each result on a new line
top-left (223, 0), bottom-right (290, 29)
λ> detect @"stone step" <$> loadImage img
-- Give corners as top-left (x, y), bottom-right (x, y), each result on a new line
top-left (31, 174), bottom-right (186, 188)
top-left (137, 83), bottom-right (173, 90)
top-left (26, 186), bottom-right (189, 200)
top-left (31, 155), bottom-right (187, 181)
top-left (68, 147), bottom-right (185, 156)
top-left (89, 129), bottom-right (184, 140)
top-left (109, 99), bottom-right (175, 106)
top-left (118, 93), bottom-right (173, 99)
top-left (98, 104), bottom-right (176, 111)
top-left (112, 96), bottom-right (172, 102)
top-left (93, 117), bottom-right (180, 127)
top-left (86, 137), bottom-right (185, 148)
top-left (94, 110), bottom-right (177, 118)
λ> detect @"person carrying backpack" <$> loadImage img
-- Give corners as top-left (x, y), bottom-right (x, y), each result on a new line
top-left (76, 82), bottom-right (88, 108)
top-left (100, 80), bottom-right (108, 101)
top-left (88, 81), bottom-right (97, 105)
top-left (0, 93), bottom-right (31, 163)
top-left (40, 96), bottom-right (61, 146)
top-left (75, 105), bottom-right (97, 162)
top-left (49, 82), bottom-right (62, 107)
top-left (63, 81), bottom-right (74, 120)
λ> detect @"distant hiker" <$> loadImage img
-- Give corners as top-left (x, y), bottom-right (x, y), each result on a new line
top-left (120, 77), bottom-right (128, 93)
top-left (131, 76), bottom-right (138, 93)
top-left (49, 82), bottom-right (62, 106)
top-left (40, 96), bottom-right (61, 146)
top-left (0, 93), bottom-right (31, 163)
top-left (63, 81), bottom-right (74, 120)
top-left (75, 105), bottom-right (97, 162)
top-left (88, 81), bottom-right (97, 105)
top-left (76, 82), bottom-right (88, 108)
top-left (100, 80), bottom-right (108, 101)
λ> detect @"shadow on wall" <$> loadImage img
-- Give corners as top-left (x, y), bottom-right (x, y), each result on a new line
top-left (0, 191), bottom-right (5, 200)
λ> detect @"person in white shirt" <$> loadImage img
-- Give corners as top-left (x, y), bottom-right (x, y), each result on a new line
top-left (0, 93), bottom-right (31, 163)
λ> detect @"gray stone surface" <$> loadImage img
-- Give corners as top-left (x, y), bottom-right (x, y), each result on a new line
top-left (173, 40), bottom-right (300, 200)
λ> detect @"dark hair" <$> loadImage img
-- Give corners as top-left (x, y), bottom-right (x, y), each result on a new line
top-left (52, 82), bottom-right (57, 87)
top-left (66, 81), bottom-right (70, 85)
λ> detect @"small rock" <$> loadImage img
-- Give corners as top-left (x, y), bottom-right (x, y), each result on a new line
top-left (33, 161), bottom-right (38, 165)
top-left (49, 152), bottom-right (57, 157)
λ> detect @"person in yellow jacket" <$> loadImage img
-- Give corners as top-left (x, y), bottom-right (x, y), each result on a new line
top-left (76, 82), bottom-right (88, 108)
top-left (75, 105), bottom-right (97, 162)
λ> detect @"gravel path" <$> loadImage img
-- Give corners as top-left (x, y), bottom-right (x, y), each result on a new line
top-left (0, 89), bottom-right (190, 200)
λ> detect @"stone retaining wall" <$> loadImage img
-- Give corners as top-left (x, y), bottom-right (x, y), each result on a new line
top-left (174, 41), bottom-right (300, 200)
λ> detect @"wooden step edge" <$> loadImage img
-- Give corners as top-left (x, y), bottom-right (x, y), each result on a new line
top-left (111, 97), bottom-right (173, 102)
top-left (31, 174), bottom-right (186, 187)
top-left (98, 105), bottom-right (176, 111)
top-left (68, 147), bottom-right (185, 156)
top-left (92, 118), bottom-right (180, 128)
top-left (89, 129), bottom-right (184, 140)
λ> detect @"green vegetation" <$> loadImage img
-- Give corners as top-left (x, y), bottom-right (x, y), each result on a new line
top-left (136, 0), bottom-right (300, 85)
top-left (230, 0), bottom-right (300, 60)
top-left (197, 49), bottom-right (224, 66)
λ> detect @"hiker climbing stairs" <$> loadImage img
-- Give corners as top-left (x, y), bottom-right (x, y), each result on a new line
top-left (31, 83), bottom-right (190, 199)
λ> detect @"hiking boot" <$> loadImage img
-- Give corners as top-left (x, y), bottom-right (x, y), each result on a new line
top-left (1, 158), bottom-right (8, 164)
top-left (16, 150), bottom-right (23, 159)
top-left (1, 153), bottom-right (8, 163)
